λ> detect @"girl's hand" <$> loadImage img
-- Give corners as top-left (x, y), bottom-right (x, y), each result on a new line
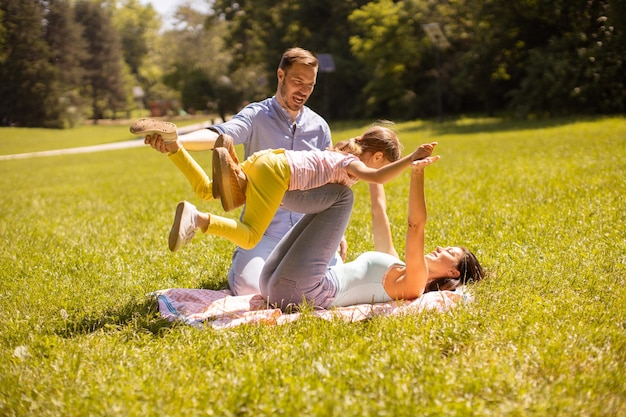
top-left (410, 142), bottom-right (438, 161)
top-left (411, 155), bottom-right (440, 172)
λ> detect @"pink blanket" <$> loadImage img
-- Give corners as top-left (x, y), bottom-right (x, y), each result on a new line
top-left (155, 288), bottom-right (471, 329)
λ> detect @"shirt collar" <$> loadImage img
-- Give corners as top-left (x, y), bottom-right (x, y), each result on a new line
top-left (271, 96), bottom-right (303, 124)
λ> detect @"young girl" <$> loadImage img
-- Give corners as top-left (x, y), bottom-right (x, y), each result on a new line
top-left (131, 119), bottom-right (435, 252)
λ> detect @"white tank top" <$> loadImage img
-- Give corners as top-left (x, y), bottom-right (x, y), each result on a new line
top-left (328, 252), bottom-right (405, 307)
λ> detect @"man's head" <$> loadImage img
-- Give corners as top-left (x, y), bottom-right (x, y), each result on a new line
top-left (276, 48), bottom-right (319, 116)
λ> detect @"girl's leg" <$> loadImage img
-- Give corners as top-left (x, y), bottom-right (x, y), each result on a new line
top-left (205, 151), bottom-right (290, 249)
top-left (169, 147), bottom-right (215, 200)
top-left (260, 184), bottom-right (354, 310)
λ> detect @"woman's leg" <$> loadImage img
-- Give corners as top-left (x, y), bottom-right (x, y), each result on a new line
top-left (205, 151), bottom-right (290, 249)
top-left (260, 184), bottom-right (354, 310)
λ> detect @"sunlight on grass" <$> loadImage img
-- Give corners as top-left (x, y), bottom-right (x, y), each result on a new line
top-left (0, 116), bottom-right (624, 416)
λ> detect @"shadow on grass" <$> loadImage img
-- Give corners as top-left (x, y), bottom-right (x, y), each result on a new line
top-left (54, 296), bottom-right (176, 338)
top-left (399, 114), bottom-right (611, 136)
top-left (54, 279), bottom-right (231, 338)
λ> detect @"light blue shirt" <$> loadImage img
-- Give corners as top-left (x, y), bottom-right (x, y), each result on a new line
top-left (211, 96), bottom-right (332, 239)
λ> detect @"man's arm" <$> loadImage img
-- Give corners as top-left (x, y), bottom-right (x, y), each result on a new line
top-left (178, 129), bottom-right (220, 151)
top-left (144, 128), bottom-right (220, 153)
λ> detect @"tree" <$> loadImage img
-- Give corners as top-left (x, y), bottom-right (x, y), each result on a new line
top-left (443, 0), bottom-right (625, 117)
top-left (159, 3), bottom-right (242, 119)
top-left (112, 0), bottom-right (159, 77)
top-left (0, 0), bottom-right (60, 127)
top-left (74, 0), bottom-right (126, 122)
top-left (44, 0), bottom-right (89, 126)
top-left (506, 0), bottom-right (625, 116)
top-left (212, 0), bottom-right (371, 119)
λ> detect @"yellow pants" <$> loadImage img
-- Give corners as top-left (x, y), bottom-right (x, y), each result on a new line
top-left (169, 148), bottom-right (291, 249)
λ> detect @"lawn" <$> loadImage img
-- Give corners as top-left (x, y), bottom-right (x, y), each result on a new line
top-left (0, 116), bottom-right (624, 416)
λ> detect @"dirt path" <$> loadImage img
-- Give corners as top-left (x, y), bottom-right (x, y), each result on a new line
top-left (0, 121), bottom-right (212, 161)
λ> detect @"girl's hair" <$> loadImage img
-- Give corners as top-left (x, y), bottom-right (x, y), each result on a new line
top-left (332, 125), bottom-right (402, 162)
top-left (424, 247), bottom-right (485, 293)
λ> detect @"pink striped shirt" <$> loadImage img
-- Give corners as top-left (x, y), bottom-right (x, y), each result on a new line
top-left (284, 150), bottom-right (360, 191)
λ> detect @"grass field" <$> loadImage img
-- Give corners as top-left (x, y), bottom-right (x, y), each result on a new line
top-left (1, 116), bottom-right (625, 416)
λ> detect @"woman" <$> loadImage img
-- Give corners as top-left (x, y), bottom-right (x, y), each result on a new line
top-left (259, 155), bottom-right (484, 309)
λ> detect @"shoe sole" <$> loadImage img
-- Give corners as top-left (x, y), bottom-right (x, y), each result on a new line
top-left (130, 118), bottom-right (178, 142)
top-left (211, 134), bottom-right (232, 200)
top-left (214, 134), bottom-right (239, 164)
top-left (169, 202), bottom-right (186, 252)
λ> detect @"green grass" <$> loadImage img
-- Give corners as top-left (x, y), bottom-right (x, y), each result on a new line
top-left (1, 116), bottom-right (625, 416)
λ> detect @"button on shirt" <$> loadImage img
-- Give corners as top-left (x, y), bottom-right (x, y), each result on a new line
top-left (211, 96), bottom-right (332, 239)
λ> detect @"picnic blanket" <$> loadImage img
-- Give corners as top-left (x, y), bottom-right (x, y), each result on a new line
top-left (154, 288), bottom-right (471, 329)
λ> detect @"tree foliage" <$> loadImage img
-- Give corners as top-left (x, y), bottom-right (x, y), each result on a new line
top-left (0, 0), bottom-right (59, 127)
top-left (74, 0), bottom-right (126, 122)
top-left (0, 0), bottom-right (623, 127)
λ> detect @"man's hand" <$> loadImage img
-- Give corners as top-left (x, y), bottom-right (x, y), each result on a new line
top-left (338, 236), bottom-right (348, 261)
top-left (144, 134), bottom-right (180, 154)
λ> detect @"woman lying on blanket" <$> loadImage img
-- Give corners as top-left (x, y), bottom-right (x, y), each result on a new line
top-left (130, 118), bottom-right (434, 252)
top-left (258, 155), bottom-right (484, 309)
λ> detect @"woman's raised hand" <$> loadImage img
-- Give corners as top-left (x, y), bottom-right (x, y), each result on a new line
top-left (411, 155), bottom-right (440, 172)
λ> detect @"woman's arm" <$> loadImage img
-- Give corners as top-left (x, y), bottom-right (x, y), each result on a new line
top-left (369, 183), bottom-right (398, 257)
top-left (383, 156), bottom-right (439, 299)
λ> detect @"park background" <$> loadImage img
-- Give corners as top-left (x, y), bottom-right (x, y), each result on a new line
top-left (1, 0), bottom-right (624, 127)
top-left (1, 1), bottom-right (625, 416)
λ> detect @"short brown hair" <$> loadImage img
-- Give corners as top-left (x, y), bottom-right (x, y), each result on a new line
top-left (279, 48), bottom-right (319, 72)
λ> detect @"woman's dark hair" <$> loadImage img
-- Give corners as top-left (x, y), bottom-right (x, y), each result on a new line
top-left (425, 247), bottom-right (484, 293)
top-left (332, 125), bottom-right (402, 163)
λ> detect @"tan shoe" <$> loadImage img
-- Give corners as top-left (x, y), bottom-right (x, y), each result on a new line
top-left (130, 118), bottom-right (178, 142)
top-left (211, 134), bottom-right (234, 201)
top-left (213, 134), bottom-right (240, 164)
top-left (212, 147), bottom-right (247, 212)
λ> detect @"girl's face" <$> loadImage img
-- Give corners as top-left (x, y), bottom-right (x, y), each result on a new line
top-left (425, 246), bottom-right (464, 279)
top-left (361, 151), bottom-right (389, 169)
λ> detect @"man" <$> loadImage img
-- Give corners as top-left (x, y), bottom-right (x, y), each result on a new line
top-left (142, 47), bottom-right (344, 295)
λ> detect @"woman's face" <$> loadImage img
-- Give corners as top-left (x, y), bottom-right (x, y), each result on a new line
top-left (425, 246), bottom-right (464, 278)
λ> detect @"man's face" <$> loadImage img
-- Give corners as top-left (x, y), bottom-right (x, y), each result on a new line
top-left (276, 63), bottom-right (317, 114)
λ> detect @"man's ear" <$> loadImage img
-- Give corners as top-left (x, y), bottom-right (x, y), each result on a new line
top-left (277, 68), bottom-right (285, 82)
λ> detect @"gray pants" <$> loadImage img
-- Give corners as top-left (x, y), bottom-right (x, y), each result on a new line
top-left (259, 184), bottom-right (354, 310)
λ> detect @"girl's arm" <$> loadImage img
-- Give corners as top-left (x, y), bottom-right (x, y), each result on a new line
top-left (346, 142), bottom-right (437, 184)
top-left (369, 183), bottom-right (398, 258)
top-left (383, 156), bottom-right (439, 299)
